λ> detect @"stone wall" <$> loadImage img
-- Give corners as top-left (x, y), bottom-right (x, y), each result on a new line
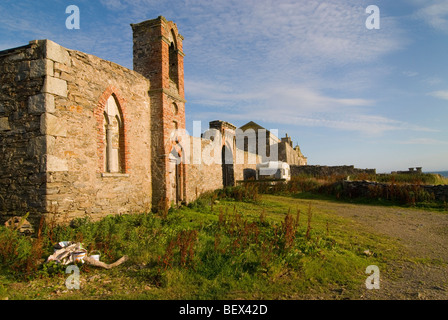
top-left (185, 137), bottom-right (223, 202)
top-left (132, 17), bottom-right (186, 209)
top-left (0, 43), bottom-right (47, 215)
top-left (278, 138), bottom-right (307, 166)
top-left (291, 165), bottom-right (376, 177)
top-left (185, 136), bottom-right (261, 202)
top-left (337, 180), bottom-right (448, 202)
top-left (48, 41), bottom-right (153, 220)
top-left (0, 16), bottom-right (294, 221)
top-left (0, 39), bottom-right (154, 221)
top-left (234, 159), bottom-right (259, 182)
top-left (422, 185), bottom-right (448, 202)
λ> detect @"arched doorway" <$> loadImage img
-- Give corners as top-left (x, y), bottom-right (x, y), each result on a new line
top-left (169, 148), bottom-right (183, 207)
top-left (222, 144), bottom-right (235, 187)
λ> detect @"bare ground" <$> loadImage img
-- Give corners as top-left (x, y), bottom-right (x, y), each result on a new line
top-left (313, 200), bottom-right (448, 300)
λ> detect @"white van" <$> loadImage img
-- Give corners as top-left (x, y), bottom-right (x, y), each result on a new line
top-left (256, 161), bottom-right (291, 181)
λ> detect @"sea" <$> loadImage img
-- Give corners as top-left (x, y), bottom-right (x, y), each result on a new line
top-left (426, 171), bottom-right (448, 178)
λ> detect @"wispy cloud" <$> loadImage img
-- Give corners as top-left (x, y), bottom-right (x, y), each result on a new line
top-left (174, 0), bottom-right (413, 136)
top-left (413, 0), bottom-right (448, 32)
top-left (399, 138), bottom-right (448, 145)
top-left (187, 79), bottom-right (435, 136)
top-left (180, 0), bottom-right (407, 81)
top-left (428, 90), bottom-right (448, 100)
top-left (194, 106), bottom-right (435, 136)
top-left (0, 0), bottom-right (420, 137)
top-left (186, 80), bottom-right (373, 112)
top-left (96, 0), bottom-right (406, 80)
top-left (402, 71), bottom-right (419, 77)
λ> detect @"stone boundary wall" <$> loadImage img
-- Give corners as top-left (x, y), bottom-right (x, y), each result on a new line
top-left (339, 180), bottom-right (448, 202)
top-left (291, 165), bottom-right (376, 177)
top-left (422, 184), bottom-right (448, 202)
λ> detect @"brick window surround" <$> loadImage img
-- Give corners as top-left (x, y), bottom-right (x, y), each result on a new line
top-left (95, 86), bottom-right (130, 174)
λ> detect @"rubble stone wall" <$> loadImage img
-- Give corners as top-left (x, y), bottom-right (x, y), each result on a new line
top-left (338, 180), bottom-right (448, 202)
top-left (47, 41), bottom-right (153, 221)
top-left (291, 165), bottom-right (376, 177)
top-left (0, 43), bottom-right (47, 216)
top-left (0, 40), bottom-right (153, 221)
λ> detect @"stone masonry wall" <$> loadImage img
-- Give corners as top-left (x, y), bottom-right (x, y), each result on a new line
top-left (0, 43), bottom-right (47, 217)
top-left (291, 165), bottom-right (376, 178)
top-left (132, 17), bottom-right (186, 209)
top-left (185, 136), bottom-right (261, 202)
top-left (185, 136), bottom-right (223, 202)
top-left (278, 140), bottom-right (307, 166)
top-left (338, 180), bottom-right (448, 202)
top-left (234, 148), bottom-right (260, 181)
top-left (1, 39), bottom-right (153, 221)
top-left (46, 41), bottom-right (153, 221)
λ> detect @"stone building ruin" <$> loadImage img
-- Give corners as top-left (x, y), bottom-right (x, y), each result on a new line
top-left (0, 16), bottom-right (307, 221)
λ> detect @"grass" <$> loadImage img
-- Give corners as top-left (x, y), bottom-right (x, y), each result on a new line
top-left (240, 173), bottom-right (448, 211)
top-left (0, 190), bottom-right (401, 300)
top-left (304, 172), bottom-right (448, 185)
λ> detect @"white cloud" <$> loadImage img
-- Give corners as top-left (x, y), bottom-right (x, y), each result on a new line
top-left (99, 0), bottom-right (127, 11)
top-left (186, 80), bottom-right (373, 112)
top-left (179, 0), bottom-right (406, 81)
top-left (428, 90), bottom-right (448, 100)
top-left (413, 0), bottom-right (448, 32)
top-left (187, 79), bottom-right (435, 136)
top-left (193, 105), bottom-right (434, 136)
top-left (177, 0), bottom-right (412, 137)
top-left (1, 1), bottom-right (417, 137)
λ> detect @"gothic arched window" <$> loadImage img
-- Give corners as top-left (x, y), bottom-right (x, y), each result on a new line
top-left (103, 95), bottom-right (124, 173)
top-left (169, 30), bottom-right (179, 87)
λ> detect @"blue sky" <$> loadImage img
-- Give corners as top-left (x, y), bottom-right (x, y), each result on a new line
top-left (1, 0), bottom-right (447, 173)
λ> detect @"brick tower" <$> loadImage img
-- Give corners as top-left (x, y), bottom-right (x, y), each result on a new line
top-left (131, 16), bottom-right (186, 211)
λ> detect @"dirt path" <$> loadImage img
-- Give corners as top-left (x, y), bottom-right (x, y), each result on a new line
top-left (313, 200), bottom-right (448, 299)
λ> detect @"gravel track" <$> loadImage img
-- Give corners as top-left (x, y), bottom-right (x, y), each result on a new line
top-left (313, 201), bottom-right (448, 300)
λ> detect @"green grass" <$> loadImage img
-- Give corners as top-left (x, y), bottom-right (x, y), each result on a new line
top-left (243, 173), bottom-right (448, 211)
top-left (0, 192), bottom-right (401, 300)
top-left (288, 190), bottom-right (448, 213)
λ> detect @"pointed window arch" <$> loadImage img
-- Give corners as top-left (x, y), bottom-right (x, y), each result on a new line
top-left (95, 86), bottom-right (129, 174)
top-left (169, 30), bottom-right (179, 87)
top-left (103, 95), bottom-right (124, 173)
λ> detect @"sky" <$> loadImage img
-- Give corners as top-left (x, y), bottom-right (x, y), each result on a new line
top-left (1, 0), bottom-right (447, 173)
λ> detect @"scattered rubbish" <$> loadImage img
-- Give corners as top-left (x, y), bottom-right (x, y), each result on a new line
top-left (83, 255), bottom-right (128, 269)
top-left (363, 250), bottom-right (373, 256)
top-left (46, 241), bottom-right (127, 269)
top-left (4, 214), bottom-right (34, 235)
top-left (54, 241), bottom-right (73, 250)
top-left (47, 242), bottom-right (87, 265)
top-left (90, 250), bottom-right (101, 262)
